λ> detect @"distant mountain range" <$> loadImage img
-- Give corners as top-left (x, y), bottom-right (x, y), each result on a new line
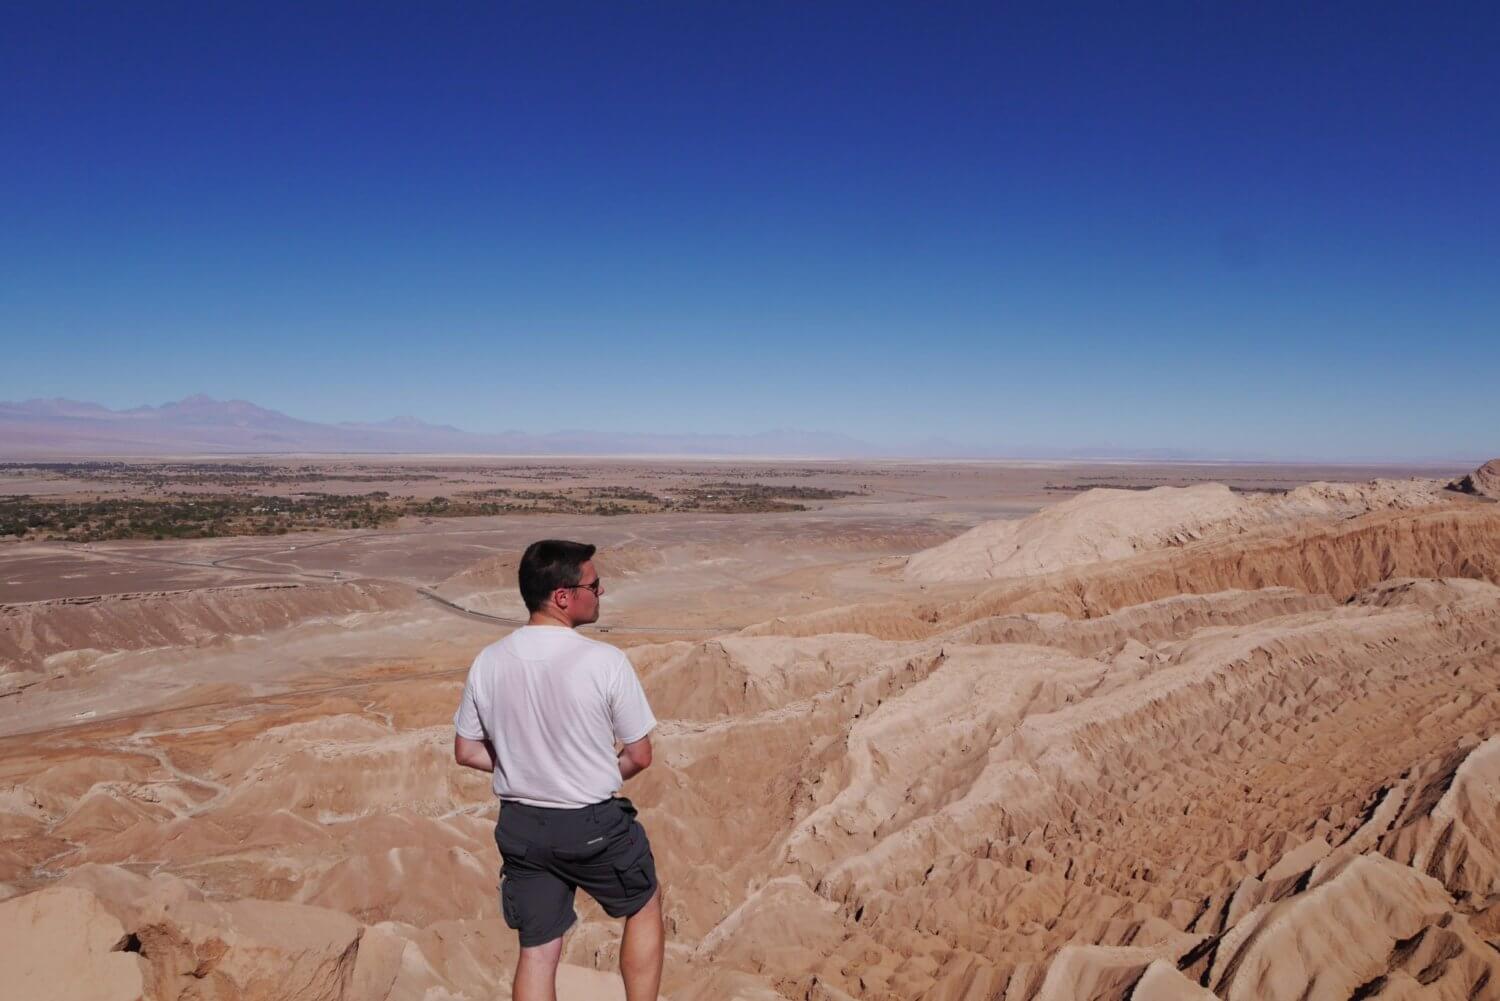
top-left (0, 395), bottom-right (1474, 463)
top-left (0, 395), bottom-right (890, 458)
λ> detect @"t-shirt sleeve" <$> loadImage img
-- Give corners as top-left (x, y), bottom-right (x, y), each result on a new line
top-left (453, 662), bottom-right (487, 740)
top-left (609, 653), bottom-right (657, 745)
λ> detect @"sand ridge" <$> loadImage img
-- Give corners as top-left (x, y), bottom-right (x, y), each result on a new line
top-left (905, 477), bottom-right (1455, 583)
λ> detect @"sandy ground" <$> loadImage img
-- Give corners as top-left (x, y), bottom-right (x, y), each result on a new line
top-left (1, 457), bottom-right (1496, 1001)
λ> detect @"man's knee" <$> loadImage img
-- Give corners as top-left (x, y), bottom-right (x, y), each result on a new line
top-left (623, 888), bottom-right (663, 940)
top-left (518, 935), bottom-right (565, 967)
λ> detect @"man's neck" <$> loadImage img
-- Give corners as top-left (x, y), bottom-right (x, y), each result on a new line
top-left (527, 609), bottom-right (576, 629)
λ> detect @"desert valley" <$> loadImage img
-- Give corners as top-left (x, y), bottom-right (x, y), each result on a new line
top-left (2, 455), bottom-right (1498, 1001)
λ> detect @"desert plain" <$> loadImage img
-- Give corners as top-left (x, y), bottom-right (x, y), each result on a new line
top-left (2, 455), bottom-right (1499, 1001)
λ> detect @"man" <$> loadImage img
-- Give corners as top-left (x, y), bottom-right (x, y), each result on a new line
top-left (454, 539), bottom-right (663, 1001)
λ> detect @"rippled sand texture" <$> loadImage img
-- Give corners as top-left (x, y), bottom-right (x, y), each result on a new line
top-left (1, 469), bottom-right (1498, 1001)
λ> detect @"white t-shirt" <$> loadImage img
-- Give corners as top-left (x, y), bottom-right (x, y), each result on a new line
top-left (453, 625), bottom-right (658, 809)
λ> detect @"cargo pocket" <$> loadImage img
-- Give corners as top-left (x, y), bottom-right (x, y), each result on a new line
top-left (616, 859), bottom-right (653, 895)
top-left (614, 826), bottom-right (656, 896)
top-left (500, 876), bottom-right (522, 929)
top-left (497, 838), bottom-right (527, 928)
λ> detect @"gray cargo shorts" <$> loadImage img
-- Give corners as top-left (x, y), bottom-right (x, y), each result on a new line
top-left (494, 796), bottom-right (658, 947)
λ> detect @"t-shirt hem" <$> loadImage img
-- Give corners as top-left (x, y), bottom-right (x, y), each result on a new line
top-left (500, 794), bottom-right (620, 809)
top-left (454, 725), bottom-right (486, 740)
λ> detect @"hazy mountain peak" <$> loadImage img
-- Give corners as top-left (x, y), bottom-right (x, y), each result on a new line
top-left (0, 394), bottom-right (884, 457)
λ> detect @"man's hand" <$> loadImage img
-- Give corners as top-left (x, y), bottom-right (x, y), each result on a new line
top-left (454, 734), bottom-right (496, 772)
top-left (618, 735), bottom-right (652, 781)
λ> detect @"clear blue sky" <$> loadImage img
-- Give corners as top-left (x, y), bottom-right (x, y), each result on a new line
top-left (2, 2), bottom-right (1495, 460)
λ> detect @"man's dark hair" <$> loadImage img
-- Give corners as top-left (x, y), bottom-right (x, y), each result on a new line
top-left (518, 539), bottom-right (597, 613)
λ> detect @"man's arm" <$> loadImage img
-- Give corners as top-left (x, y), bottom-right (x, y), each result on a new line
top-left (454, 734), bottom-right (496, 772)
top-left (618, 735), bottom-right (652, 781)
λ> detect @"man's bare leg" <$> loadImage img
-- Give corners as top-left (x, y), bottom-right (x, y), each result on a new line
top-left (514, 935), bottom-right (564, 1001)
top-left (620, 890), bottom-right (664, 1001)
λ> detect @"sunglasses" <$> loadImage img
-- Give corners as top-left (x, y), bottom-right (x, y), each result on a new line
top-left (564, 577), bottom-right (602, 595)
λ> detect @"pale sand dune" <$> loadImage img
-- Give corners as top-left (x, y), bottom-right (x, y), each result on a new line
top-left (755, 505), bottom-right (1500, 640)
top-left (1, 468), bottom-right (1498, 1000)
top-left (905, 477), bottom-right (1452, 583)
